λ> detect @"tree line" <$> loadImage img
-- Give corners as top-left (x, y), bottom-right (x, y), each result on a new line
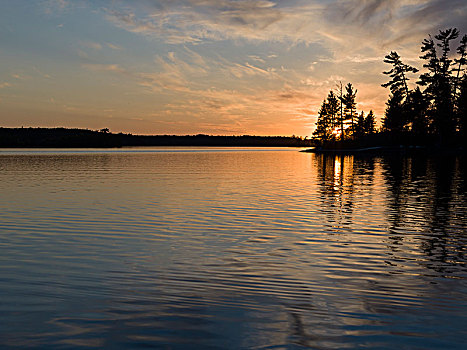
top-left (313, 27), bottom-right (467, 148)
top-left (313, 82), bottom-right (376, 142)
top-left (0, 127), bottom-right (314, 148)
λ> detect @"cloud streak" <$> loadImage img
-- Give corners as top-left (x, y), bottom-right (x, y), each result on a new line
top-left (104, 0), bottom-right (319, 44)
top-left (104, 0), bottom-right (467, 50)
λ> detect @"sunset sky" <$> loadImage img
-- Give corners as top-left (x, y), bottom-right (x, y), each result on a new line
top-left (1, 0), bottom-right (466, 136)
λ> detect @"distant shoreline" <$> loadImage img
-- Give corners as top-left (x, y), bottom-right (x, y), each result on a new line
top-left (0, 127), bottom-right (314, 148)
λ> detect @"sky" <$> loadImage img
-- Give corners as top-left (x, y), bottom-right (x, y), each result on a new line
top-left (0, 0), bottom-right (466, 136)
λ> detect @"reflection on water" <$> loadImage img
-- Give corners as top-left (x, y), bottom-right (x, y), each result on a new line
top-left (0, 148), bottom-right (465, 349)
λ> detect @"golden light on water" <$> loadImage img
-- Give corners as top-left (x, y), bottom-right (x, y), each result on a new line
top-left (333, 155), bottom-right (342, 191)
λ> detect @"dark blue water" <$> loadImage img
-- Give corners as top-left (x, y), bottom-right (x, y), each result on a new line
top-left (0, 148), bottom-right (466, 349)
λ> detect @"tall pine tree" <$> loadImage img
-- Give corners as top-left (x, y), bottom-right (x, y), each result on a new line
top-left (382, 51), bottom-right (418, 98)
top-left (418, 28), bottom-right (459, 140)
top-left (453, 34), bottom-right (467, 98)
top-left (406, 87), bottom-right (429, 135)
top-left (313, 100), bottom-right (332, 141)
top-left (341, 83), bottom-right (357, 135)
top-left (364, 110), bottom-right (376, 134)
top-left (382, 91), bottom-right (405, 133)
top-left (355, 111), bottom-right (365, 137)
top-left (457, 76), bottom-right (467, 141)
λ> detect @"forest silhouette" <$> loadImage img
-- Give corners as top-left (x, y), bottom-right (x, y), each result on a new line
top-left (312, 27), bottom-right (467, 151)
top-left (0, 127), bottom-right (313, 148)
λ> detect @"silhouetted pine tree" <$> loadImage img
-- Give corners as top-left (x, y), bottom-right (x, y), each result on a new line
top-left (457, 76), bottom-right (467, 141)
top-left (337, 82), bottom-right (345, 140)
top-left (313, 90), bottom-right (343, 142)
top-left (407, 87), bottom-right (429, 135)
top-left (355, 111), bottom-right (365, 137)
top-left (341, 83), bottom-right (357, 135)
top-left (382, 51), bottom-right (419, 98)
top-left (418, 28), bottom-right (459, 140)
top-left (453, 34), bottom-right (467, 98)
top-left (326, 90), bottom-right (340, 132)
top-left (364, 110), bottom-right (376, 134)
top-left (382, 91), bottom-right (405, 133)
top-left (381, 51), bottom-right (418, 133)
top-left (313, 100), bottom-right (332, 141)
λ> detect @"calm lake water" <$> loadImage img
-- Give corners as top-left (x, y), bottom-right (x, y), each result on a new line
top-left (0, 148), bottom-right (466, 349)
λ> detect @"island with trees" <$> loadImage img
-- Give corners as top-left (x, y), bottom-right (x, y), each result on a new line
top-left (308, 27), bottom-right (467, 153)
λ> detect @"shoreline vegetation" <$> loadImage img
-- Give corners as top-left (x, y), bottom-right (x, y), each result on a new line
top-left (310, 27), bottom-right (467, 153)
top-left (0, 127), bottom-right (314, 148)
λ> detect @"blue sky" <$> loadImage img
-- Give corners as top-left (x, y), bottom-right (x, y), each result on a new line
top-left (1, 0), bottom-right (466, 135)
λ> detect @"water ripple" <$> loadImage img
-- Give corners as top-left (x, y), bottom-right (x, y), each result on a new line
top-left (0, 149), bottom-right (466, 349)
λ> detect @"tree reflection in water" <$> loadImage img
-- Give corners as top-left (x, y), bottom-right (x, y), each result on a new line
top-left (314, 152), bottom-right (466, 276)
top-left (382, 154), bottom-right (466, 276)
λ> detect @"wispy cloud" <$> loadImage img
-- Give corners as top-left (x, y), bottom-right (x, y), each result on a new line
top-left (323, 0), bottom-right (467, 50)
top-left (225, 62), bottom-right (277, 79)
top-left (106, 43), bottom-right (123, 50)
top-left (103, 1), bottom-right (318, 44)
top-left (43, 0), bottom-right (69, 15)
top-left (33, 66), bottom-right (52, 79)
top-left (249, 55), bottom-right (266, 63)
top-left (11, 73), bottom-right (29, 80)
top-left (102, 0), bottom-right (467, 54)
top-left (81, 41), bottom-right (103, 50)
top-left (82, 63), bottom-right (127, 74)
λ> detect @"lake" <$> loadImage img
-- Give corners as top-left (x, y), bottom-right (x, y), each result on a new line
top-left (0, 148), bottom-right (466, 349)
